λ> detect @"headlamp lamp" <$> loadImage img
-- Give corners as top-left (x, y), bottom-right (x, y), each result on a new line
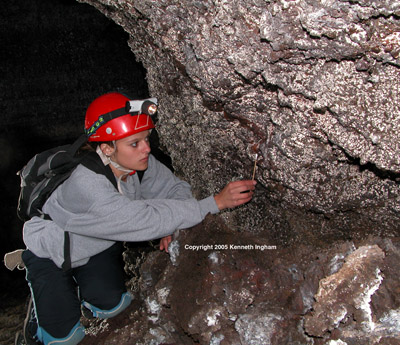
top-left (125, 98), bottom-right (158, 116)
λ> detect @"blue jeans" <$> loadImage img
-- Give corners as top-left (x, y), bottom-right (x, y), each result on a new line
top-left (22, 242), bottom-right (132, 345)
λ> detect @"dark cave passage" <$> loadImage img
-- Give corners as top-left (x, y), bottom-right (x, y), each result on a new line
top-left (0, 0), bottom-right (151, 299)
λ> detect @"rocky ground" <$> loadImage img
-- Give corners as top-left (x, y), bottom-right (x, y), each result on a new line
top-left (98, 216), bottom-right (400, 344)
top-left (2, 216), bottom-right (399, 344)
top-left (2, 216), bottom-right (392, 345)
top-left (0, 270), bottom-right (29, 345)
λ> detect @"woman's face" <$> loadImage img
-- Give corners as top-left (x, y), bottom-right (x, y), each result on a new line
top-left (102, 130), bottom-right (151, 173)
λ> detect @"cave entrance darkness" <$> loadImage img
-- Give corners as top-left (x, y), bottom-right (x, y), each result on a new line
top-left (1, 0), bottom-right (170, 309)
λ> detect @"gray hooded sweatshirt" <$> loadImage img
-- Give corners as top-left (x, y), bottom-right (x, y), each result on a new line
top-left (23, 154), bottom-right (219, 268)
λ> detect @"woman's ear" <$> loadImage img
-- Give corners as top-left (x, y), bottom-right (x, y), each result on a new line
top-left (100, 143), bottom-right (114, 157)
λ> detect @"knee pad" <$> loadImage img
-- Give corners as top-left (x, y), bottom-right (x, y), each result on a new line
top-left (82, 291), bottom-right (132, 319)
top-left (37, 321), bottom-right (85, 345)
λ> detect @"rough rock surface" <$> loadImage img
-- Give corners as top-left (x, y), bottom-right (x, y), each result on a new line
top-left (79, 216), bottom-right (400, 345)
top-left (79, 0), bottom-right (400, 244)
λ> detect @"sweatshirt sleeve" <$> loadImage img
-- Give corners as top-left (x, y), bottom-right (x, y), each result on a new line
top-left (43, 165), bottom-right (219, 242)
top-left (140, 155), bottom-right (193, 200)
top-left (23, 216), bottom-right (119, 268)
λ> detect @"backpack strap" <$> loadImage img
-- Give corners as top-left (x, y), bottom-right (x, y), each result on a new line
top-left (62, 150), bottom-right (118, 272)
top-left (68, 134), bottom-right (88, 156)
top-left (61, 232), bottom-right (72, 272)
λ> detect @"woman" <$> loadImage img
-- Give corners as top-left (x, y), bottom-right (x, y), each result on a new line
top-left (19, 92), bottom-right (256, 345)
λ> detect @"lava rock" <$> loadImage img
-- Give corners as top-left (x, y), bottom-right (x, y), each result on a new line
top-left (78, 217), bottom-right (400, 344)
top-left (80, 0), bottom-right (400, 244)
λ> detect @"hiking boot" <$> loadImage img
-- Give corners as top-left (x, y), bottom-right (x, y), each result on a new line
top-left (14, 329), bottom-right (39, 345)
top-left (81, 304), bottom-right (95, 320)
top-left (14, 331), bottom-right (24, 345)
top-left (16, 296), bottom-right (42, 345)
top-left (14, 332), bottom-right (41, 345)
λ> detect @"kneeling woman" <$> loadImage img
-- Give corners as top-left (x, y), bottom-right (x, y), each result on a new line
top-left (20, 92), bottom-right (256, 345)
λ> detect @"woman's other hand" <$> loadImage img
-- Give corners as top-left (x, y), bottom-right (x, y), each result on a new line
top-left (159, 235), bottom-right (172, 252)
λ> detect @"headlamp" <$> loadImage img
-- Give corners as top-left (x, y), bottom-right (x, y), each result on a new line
top-left (125, 98), bottom-right (158, 116)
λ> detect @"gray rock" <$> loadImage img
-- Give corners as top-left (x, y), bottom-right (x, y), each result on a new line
top-left (80, 0), bottom-right (400, 245)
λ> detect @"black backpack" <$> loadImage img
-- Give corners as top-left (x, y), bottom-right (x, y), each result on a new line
top-left (17, 134), bottom-right (118, 271)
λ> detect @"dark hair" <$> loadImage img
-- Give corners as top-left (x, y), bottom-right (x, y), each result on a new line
top-left (78, 141), bottom-right (114, 154)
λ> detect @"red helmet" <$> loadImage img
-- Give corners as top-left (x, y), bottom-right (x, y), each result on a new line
top-left (85, 92), bottom-right (156, 142)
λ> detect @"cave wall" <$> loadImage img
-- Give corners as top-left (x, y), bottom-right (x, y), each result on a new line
top-left (78, 0), bottom-right (400, 245)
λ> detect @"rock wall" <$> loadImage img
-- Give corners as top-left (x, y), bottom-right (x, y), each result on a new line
top-left (79, 0), bottom-right (400, 245)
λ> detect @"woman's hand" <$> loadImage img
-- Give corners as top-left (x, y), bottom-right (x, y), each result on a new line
top-left (159, 235), bottom-right (172, 252)
top-left (214, 180), bottom-right (257, 211)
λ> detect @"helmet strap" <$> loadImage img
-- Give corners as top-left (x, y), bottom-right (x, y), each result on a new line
top-left (96, 144), bottom-right (136, 175)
